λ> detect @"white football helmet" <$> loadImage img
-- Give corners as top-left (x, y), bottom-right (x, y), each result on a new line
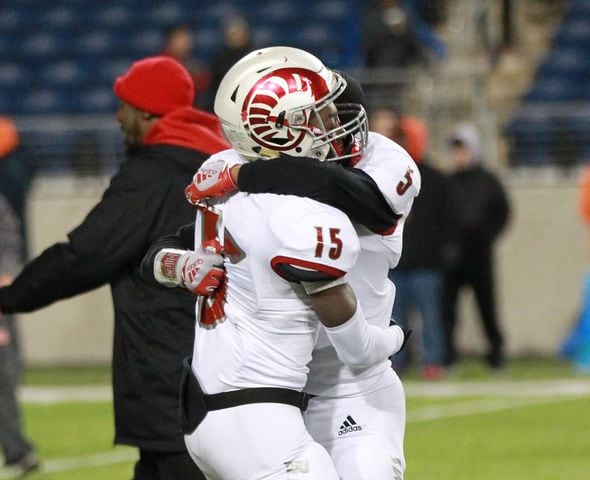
top-left (214, 46), bottom-right (367, 162)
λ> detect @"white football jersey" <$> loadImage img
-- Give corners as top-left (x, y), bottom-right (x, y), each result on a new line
top-left (305, 131), bottom-right (421, 397)
top-left (191, 150), bottom-right (361, 395)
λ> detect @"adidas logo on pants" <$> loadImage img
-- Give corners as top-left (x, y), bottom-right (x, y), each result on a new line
top-left (338, 415), bottom-right (363, 436)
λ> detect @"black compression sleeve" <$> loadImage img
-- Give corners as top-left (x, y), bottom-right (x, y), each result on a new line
top-left (237, 156), bottom-right (397, 233)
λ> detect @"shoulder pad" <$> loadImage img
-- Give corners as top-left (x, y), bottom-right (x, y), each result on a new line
top-left (269, 198), bottom-right (359, 283)
top-left (358, 133), bottom-right (421, 214)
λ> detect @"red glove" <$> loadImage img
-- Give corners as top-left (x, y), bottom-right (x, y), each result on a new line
top-left (181, 241), bottom-right (225, 295)
top-left (154, 241), bottom-right (225, 295)
top-left (185, 158), bottom-right (239, 205)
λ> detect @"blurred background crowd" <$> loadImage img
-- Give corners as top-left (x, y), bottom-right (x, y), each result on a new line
top-left (0, 0), bottom-right (589, 373)
top-left (1, 0), bottom-right (587, 172)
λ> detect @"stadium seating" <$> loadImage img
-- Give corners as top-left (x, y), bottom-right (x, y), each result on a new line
top-left (0, 0), bottom-right (360, 116)
top-left (506, 0), bottom-right (590, 166)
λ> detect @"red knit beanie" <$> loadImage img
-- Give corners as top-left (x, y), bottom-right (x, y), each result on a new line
top-left (114, 56), bottom-right (195, 116)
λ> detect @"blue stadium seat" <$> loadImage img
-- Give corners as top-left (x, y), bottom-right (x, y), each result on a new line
top-left (21, 32), bottom-right (63, 60)
top-left (0, 89), bottom-right (25, 115)
top-left (204, 2), bottom-right (240, 23)
top-left (539, 48), bottom-right (587, 76)
top-left (41, 61), bottom-right (88, 90)
top-left (568, 0), bottom-right (590, 17)
top-left (311, 0), bottom-right (349, 22)
top-left (195, 28), bottom-right (219, 56)
top-left (259, 1), bottom-right (304, 24)
top-left (73, 30), bottom-right (120, 57)
top-left (94, 58), bottom-right (133, 85)
top-left (252, 26), bottom-right (282, 49)
top-left (41, 6), bottom-right (78, 29)
top-left (23, 89), bottom-right (67, 114)
top-left (92, 4), bottom-right (135, 28)
top-left (146, 3), bottom-right (188, 26)
top-left (506, 111), bottom-right (572, 166)
top-left (315, 47), bottom-right (342, 68)
top-left (77, 87), bottom-right (118, 113)
top-left (525, 76), bottom-right (583, 102)
top-left (294, 24), bottom-right (334, 50)
top-left (561, 17), bottom-right (590, 40)
top-left (122, 29), bottom-right (163, 57)
top-left (565, 115), bottom-right (590, 151)
top-left (0, 35), bottom-right (14, 60)
top-left (0, 7), bottom-right (26, 33)
top-left (0, 63), bottom-right (29, 89)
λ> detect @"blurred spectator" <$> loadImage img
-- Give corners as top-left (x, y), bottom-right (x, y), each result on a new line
top-left (206, 15), bottom-right (253, 111)
top-left (370, 108), bottom-right (405, 141)
top-left (362, 0), bottom-right (428, 69)
top-left (161, 24), bottom-right (211, 108)
top-left (373, 109), bottom-right (449, 380)
top-left (0, 193), bottom-right (39, 477)
top-left (414, 0), bottom-right (447, 27)
top-left (0, 118), bottom-right (31, 259)
top-left (560, 166), bottom-right (590, 373)
top-left (0, 56), bottom-right (230, 480)
top-left (442, 124), bottom-right (511, 370)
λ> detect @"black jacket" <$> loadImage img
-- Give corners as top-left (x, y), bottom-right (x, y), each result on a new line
top-left (0, 145), bottom-right (208, 451)
top-left (397, 162), bottom-right (451, 270)
top-left (447, 165), bottom-right (510, 262)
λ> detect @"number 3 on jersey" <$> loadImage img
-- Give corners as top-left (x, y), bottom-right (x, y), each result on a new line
top-left (314, 226), bottom-right (343, 260)
top-left (396, 167), bottom-right (414, 195)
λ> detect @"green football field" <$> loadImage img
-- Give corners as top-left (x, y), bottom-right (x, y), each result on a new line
top-left (2, 359), bottom-right (589, 480)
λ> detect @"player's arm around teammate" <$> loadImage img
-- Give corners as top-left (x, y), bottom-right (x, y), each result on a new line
top-left (143, 201), bottom-right (408, 370)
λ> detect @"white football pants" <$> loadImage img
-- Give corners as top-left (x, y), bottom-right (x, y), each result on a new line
top-left (304, 381), bottom-right (406, 480)
top-left (184, 402), bottom-right (340, 480)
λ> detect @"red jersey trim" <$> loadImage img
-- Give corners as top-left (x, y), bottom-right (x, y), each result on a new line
top-left (270, 256), bottom-right (346, 281)
top-left (372, 212), bottom-right (403, 236)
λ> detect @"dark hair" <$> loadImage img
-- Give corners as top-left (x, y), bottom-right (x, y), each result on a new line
top-left (334, 70), bottom-right (367, 110)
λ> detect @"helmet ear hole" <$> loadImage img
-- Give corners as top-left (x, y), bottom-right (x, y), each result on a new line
top-left (230, 87), bottom-right (239, 103)
top-left (275, 111), bottom-right (286, 128)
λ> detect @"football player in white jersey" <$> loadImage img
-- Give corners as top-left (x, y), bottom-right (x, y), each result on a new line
top-left (143, 47), bottom-right (409, 480)
top-left (186, 47), bottom-right (421, 479)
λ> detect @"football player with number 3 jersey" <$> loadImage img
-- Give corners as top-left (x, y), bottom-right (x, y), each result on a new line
top-left (144, 47), bottom-right (410, 479)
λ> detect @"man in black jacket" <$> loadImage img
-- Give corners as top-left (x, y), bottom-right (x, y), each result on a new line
top-left (442, 124), bottom-right (511, 369)
top-left (380, 114), bottom-right (450, 380)
top-left (0, 56), bottom-right (228, 480)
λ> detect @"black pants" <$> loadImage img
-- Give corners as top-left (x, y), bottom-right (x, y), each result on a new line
top-left (442, 256), bottom-right (504, 365)
top-left (133, 449), bottom-right (206, 480)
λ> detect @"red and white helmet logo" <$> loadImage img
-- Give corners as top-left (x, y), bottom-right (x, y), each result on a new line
top-left (242, 67), bottom-right (329, 152)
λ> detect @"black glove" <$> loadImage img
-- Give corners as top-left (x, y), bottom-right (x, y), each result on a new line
top-left (390, 320), bottom-right (412, 354)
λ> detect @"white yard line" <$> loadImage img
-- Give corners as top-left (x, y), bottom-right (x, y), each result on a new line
top-left (20, 385), bottom-right (112, 404)
top-left (404, 378), bottom-right (590, 397)
top-left (406, 396), bottom-right (580, 422)
top-left (0, 450), bottom-right (137, 479)
top-left (20, 379), bottom-right (590, 404)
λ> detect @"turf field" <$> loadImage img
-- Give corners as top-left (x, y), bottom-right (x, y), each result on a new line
top-left (1, 359), bottom-right (589, 480)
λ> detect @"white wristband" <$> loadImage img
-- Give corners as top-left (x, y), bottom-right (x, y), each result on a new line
top-left (323, 302), bottom-right (405, 368)
top-left (153, 248), bottom-right (187, 288)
